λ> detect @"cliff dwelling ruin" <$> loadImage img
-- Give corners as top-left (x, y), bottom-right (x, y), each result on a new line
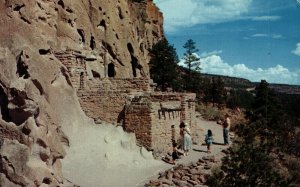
top-left (54, 48), bottom-right (197, 157)
top-left (47, 0), bottom-right (200, 157)
top-left (0, 0), bottom-right (202, 186)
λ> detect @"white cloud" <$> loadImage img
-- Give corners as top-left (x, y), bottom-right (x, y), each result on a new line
top-left (251, 16), bottom-right (281, 21)
top-left (179, 52), bottom-right (300, 85)
top-left (153, 0), bottom-right (252, 32)
top-left (292, 42), bottom-right (300, 56)
top-left (251, 33), bottom-right (282, 39)
top-left (200, 50), bottom-right (223, 58)
top-left (272, 34), bottom-right (282, 39)
top-left (252, 33), bottom-right (268, 37)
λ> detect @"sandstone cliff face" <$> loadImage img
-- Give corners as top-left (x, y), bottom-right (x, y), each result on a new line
top-left (1, 0), bottom-right (163, 78)
top-left (0, 0), bottom-right (163, 186)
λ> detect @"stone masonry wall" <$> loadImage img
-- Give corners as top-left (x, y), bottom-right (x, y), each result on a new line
top-left (55, 50), bottom-right (154, 124)
top-left (124, 96), bottom-right (152, 149)
top-left (76, 77), bottom-right (154, 124)
top-left (180, 94), bottom-right (196, 131)
top-left (55, 50), bottom-right (87, 90)
top-left (180, 93), bottom-right (200, 143)
top-left (89, 78), bottom-right (152, 93)
top-left (150, 100), bottom-right (181, 157)
top-left (77, 90), bottom-right (129, 123)
top-left (124, 93), bottom-right (196, 157)
top-left (55, 49), bottom-right (197, 157)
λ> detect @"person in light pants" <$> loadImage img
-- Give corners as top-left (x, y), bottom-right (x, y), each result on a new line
top-left (223, 114), bottom-right (231, 145)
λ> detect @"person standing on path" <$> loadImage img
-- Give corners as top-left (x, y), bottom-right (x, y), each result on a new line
top-left (223, 114), bottom-right (231, 145)
top-left (183, 126), bottom-right (192, 156)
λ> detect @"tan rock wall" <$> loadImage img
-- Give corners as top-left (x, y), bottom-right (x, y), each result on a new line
top-left (0, 0), bottom-right (164, 185)
top-left (59, 0), bottom-right (164, 78)
top-left (0, 47), bottom-right (68, 186)
top-left (88, 78), bottom-right (152, 92)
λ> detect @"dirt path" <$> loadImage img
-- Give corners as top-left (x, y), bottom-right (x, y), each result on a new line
top-left (178, 116), bottom-right (228, 164)
top-left (137, 116), bottom-right (229, 186)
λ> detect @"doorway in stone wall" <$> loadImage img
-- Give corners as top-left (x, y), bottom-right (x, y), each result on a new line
top-left (108, 63), bottom-right (115, 77)
top-left (79, 72), bottom-right (84, 89)
top-left (171, 125), bottom-right (176, 143)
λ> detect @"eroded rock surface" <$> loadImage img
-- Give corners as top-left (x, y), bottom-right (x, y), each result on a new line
top-left (0, 0), bottom-right (163, 186)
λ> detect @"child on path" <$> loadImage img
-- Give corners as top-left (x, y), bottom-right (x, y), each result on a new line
top-left (178, 122), bottom-right (185, 150)
top-left (205, 129), bottom-right (213, 153)
top-left (162, 142), bottom-right (180, 165)
top-left (171, 142), bottom-right (179, 164)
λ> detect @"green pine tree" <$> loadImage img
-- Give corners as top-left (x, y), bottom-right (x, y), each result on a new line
top-left (183, 39), bottom-right (200, 74)
top-left (149, 38), bottom-right (181, 91)
top-left (182, 39), bottom-right (201, 91)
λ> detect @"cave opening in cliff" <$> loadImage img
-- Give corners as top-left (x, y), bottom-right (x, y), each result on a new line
top-left (117, 6), bottom-right (124, 19)
top-left (108, 63), bottom-right (115, 77)
top-left (39, 49), bottom-right (51, 55)
top-left (16, 52), bottom-right (30, 79)
top-left (98, 20), bottom-right (106, 31)
top-left (13, 4), bottom-right (25, 12)
top-left (42, 177), bottom-right (52, 185)
top-left (131, 55), bottom-right (138, 77)
top-left (57, 0), bottom-right (65, 9)
top-left (127, 43), bottom-right (139, 77)
top-left (127, 43), bottom-right (134, 54)
top-left (77, 29), bottom-right (85, 43)
top-left (91, 70), bottom-right (101, 79)
top-left (140, 43), bottom-right (144, 53)
top-left (0, 86), bottom-right (11, 122)
top-left (90, 36), bottom-right (96, 50)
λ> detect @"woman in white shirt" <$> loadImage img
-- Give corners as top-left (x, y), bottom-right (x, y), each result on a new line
top-left (183, 125), bottom-right (192, 156)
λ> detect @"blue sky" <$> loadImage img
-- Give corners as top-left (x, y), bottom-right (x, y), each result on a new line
top-left (153, 0), bottom-right (300, 85)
